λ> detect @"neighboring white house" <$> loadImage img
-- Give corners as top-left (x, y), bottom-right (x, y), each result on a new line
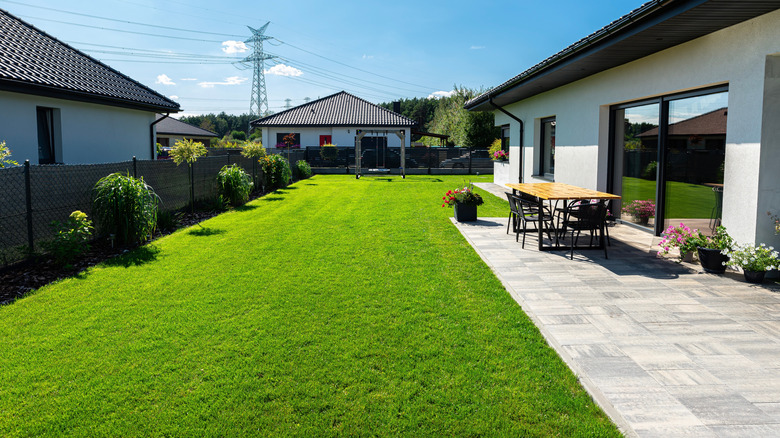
top-left (465, 0), bottom-right (780, 247)
top-left (251, 91), bottom-right (415, 151)
top-left (155, 115), bottom-right (218, 148)
top-left (0, 9), bottom-right (180, 165)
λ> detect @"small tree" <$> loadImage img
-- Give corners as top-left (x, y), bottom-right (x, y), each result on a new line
top-left (0, 141), bottom-right (19, 168)
top-left (170, 138), bottom-right (207, 211)
top-left (230, 130), bottom-right (247, 141)
top-left (241, 141), bottom-right (266, 191)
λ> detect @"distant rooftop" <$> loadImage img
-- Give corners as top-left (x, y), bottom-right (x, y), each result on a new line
top-left (156, 115), bottom-right (218, 138)
top-left (251, 91), bottom-right (416, 127)
top-left (0, 8), bottom-right (179, 113)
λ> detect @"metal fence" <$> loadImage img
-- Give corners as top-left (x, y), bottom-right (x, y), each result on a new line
top-left (0, 155), bottom-right (259, 267)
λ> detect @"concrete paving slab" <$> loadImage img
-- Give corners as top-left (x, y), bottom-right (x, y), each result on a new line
top-left (453, 189), bottom-right (780, 437)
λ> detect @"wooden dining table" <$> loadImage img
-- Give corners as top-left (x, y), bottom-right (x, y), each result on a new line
top-left (505, 182), bottom-right (621, 251)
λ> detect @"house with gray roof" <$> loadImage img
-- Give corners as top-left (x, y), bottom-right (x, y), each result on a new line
top-left (0, 8), bottom-right (179, 164)
top-left (251, 91), bottom-right (416, 150)
top-left (155, 115), bottom-right (218, 148)
top-left (466, 0), bottom-right (780, 248)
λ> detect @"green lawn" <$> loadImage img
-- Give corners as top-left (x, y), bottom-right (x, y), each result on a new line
top-left (0, 175), bottom-right (620, 437)
top-left (622, 176), bottom-right (717, 219)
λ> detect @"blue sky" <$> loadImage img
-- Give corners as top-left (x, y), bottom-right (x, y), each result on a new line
top-left (2, 0), bottom-right (647, 117)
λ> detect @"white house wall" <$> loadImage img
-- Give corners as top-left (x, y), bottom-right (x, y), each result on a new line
top-left (263, 127), bottom-right (410, 148)
top-left (0, 90), bottom-right (156, 164)
top-left (497, 8), bottom-right (780, 245)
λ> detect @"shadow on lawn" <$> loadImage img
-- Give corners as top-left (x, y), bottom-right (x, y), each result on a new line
top-left (103, 245), bottom-right (160, 268)
top-left (235, 205), bottom-right (258, 212)
top-left (188, 227), bottom-right (225, 237)
top-left (366, 177), bottom-right (444, 183)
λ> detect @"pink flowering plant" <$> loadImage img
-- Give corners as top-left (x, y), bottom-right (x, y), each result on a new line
top-left (621, 200), bottom-right (655, 220)
top-left (658, 223), bottom-right (699, 257)
top-left (492, 150), bottom-right (508, 161)
top-left (441, 183), bottom-right (484, 207)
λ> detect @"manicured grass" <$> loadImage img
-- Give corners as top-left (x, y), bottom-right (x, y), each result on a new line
top-left (622, 176), bottom-right (717, 219)
top-left (0, 175), bottom-right (620, 437)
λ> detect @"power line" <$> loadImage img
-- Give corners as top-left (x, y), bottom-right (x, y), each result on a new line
top-left (0, 0), bottom-right (246, 38)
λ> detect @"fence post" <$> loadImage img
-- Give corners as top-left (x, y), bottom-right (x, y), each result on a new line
top-left (468, 147), bottom-right (473, 175)
top-left (24, 160), bottom-right (34, 253)
top-left (190, 161), bottom-right (195, 212)
top-left (428, 146), bottom-right (432, 175)
top-left (132, 156), bottom-right (137, 178)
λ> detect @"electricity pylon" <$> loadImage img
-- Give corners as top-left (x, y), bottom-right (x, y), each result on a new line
top-left (243, 22), bottom-right (276, 117)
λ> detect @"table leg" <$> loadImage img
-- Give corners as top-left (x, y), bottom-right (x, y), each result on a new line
top-left (537, 196), bottom-right (544, 251)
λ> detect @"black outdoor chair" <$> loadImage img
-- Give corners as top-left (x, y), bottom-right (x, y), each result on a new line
top-left (505, 192), bottom-right (522, 235)
top-left (554, 199), bottom-right (611, 246)
top-left (559, 201), bottom-right (609, 259)
top-left (515, 196), bottom-right (554, 248)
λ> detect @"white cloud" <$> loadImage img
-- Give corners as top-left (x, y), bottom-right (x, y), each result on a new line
top-left (362, 54), bottom-right (374, 60)
top-left (470, 45), bottom-right (485, 50)
top-left (198, 76), bottom-right (248, 88)
top-left (155, 74), bottom-right (175, 86)
top-left (264, 64), bottom-right (303, 77)
top-left (428, 90), bottom-right (455, 99)
top-left (169, 95), bottom-right (179, 100)
top-left (180, 78), bottom-right (198, 81)
top-left (221, 40), bottom-right (248, 54)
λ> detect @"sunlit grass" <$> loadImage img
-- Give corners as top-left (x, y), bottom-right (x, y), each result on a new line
top-left (0, 175), bottom-right (620, 437)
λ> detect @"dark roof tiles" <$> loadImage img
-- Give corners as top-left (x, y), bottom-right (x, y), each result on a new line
top-left (0, 8), bottom-right (179, 112)
top-left (251, 91), bottom-right (416, 127)
top-left (155, 115), bottom-right (219, 137)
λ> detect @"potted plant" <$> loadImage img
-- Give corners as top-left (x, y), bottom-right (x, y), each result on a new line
top-left (621, 200), bottom-right (655, 225)
top-left (723, 243), bottom-right (779, 283)
top-left (689, 226), bottom-right (734, 274)
top-left (658, 222), bottom-right (698, 262)
top-left (442, 183), bottom-right (484, 222)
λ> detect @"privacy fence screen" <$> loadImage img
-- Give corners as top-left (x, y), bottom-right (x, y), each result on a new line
top-left (0, 155), bottom-right (259, 267)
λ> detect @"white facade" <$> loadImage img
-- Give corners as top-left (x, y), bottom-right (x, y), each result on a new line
top-left (261, 126), bottom-right (411, 148)
top-left (0, 90), bottom-right (158, 164)
top-left (496, 9), bottom-right (780, 246)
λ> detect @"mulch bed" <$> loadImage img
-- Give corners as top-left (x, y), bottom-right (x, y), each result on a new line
top-left (0, 192), bottom-right (267, 305)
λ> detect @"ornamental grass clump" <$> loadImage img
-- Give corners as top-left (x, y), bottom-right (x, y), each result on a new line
top-left (294, 160), bottom-right (312, 180)
top-left (658, 222), bottom-right (698, 257)
top-left (724, 243), bottom-right (780, 272)
top-left (441, 183), bottom-right (484, 207)
top-left (92, 173), bottom-right (159, 245)
top-left (216, 164), bottom-right (253, 206)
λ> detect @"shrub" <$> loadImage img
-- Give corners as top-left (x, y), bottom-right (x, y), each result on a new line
top-left (43, 210), bottom-right (93, 265)
top-left (642, 161), bottom-right (658, 179)
top-left (241, 141), bottom-right (266, 159)
top-left (0, 140), bottom-right (19, 168)
top-left (92, 173), bottom-right (159, 245)
top-left (294, 160), bottom-right (312, 180)
top-left (320, 143), bottom-right (338, 161)
top-left (230, 130), bottom-right (247, 141)
top-left (217, 164), bottom-right (253, 206)
top-left (260, 154), bottom-right (291, 191)
top-left (170, 138), bottom-right (207, 166)
top-left (157, 210), bottom-right (182, 232)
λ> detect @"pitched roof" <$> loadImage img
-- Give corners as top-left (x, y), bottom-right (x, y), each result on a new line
top-left (465, 0), bottom-right (780, 111)
top-left (155, 115), bottom-right (218, 138)
top-left (251, 91), bottom-right (416, 127)
top-left (638, 107), bottom-right (727, 138)
top-left (0, 8), bottom-right (179, 112)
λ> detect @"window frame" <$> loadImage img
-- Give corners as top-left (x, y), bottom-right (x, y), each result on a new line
top-left (538, 116), bottom-right (556, 180)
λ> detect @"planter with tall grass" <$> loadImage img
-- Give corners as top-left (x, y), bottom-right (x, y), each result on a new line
top-left (92, 172), bottom-right (159, 245)
top-left (217, 164), bottom-right (253, 207)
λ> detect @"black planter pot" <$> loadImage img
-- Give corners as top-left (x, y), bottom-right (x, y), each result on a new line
top-left (454, 203), bottom-right (478, 222)
top-left (743, 270), bottom-right (766, 284)
top-left (697, 247), bottom-right (729, 274)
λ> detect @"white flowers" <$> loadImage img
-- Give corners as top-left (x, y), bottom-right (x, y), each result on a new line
top-left (723, 243), bottom-right (780, 271)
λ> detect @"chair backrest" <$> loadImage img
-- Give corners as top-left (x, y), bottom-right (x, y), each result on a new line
top-left (505, 192), bottom-right (521, 214)
top-left (569, 201), bottom-right (606, 227)
top-left (517, 197), bottom-right (542, 217)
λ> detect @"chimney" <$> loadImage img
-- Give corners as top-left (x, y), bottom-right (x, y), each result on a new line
top-left (393, 101), bottom-right (401, 114)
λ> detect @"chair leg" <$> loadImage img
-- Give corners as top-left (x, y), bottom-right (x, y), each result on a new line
top-left (602, 225), bottom-right (609, 259)
top-left (506, 212), bottom-right (512, 234)
top-left (604, 222), bottom-right (611, 246)
top-left (521, 221), bottom-right (526, 248)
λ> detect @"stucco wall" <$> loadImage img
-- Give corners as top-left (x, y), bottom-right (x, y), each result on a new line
top-left (496, 8), bottom-right (780, 245)
top-left (0, 90), bottom-right (157, 164)
top-left (262, 126), bottom-right (410, 148)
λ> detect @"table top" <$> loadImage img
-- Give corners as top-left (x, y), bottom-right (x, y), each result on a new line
top-left (506, 182), bottom-right (621, 201)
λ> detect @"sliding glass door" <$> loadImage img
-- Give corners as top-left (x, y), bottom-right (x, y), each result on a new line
top-left (610, 87), bottom-right (728, 235)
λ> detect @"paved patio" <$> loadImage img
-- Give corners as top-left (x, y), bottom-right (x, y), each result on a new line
top-left (457, 184), bottom-right (780, 437)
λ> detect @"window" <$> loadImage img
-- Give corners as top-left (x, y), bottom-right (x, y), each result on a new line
top-left (500, 125), bottom-right (510, 152)
top-left (276, 132), bottom-right (300, 148)
top-left (540, 117), bottom-right (556, 178)
top-left (37, 107), bottom-right (59, 164)
top-left (319, 135), bottom-right (332, 146)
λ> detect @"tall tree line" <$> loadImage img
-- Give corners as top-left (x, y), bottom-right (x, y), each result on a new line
top-left (178, 113), bottom-right (256, 138)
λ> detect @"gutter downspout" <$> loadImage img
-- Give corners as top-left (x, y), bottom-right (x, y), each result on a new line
top-left (150, 113), bottom-right (169, 159)
top-left (489, 98), bottom-right (524, 183)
